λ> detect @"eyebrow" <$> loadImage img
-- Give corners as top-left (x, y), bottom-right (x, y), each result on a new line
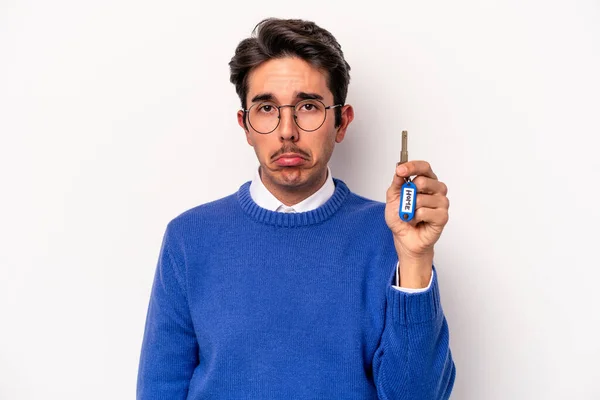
top-left (250, 91), bottom-right (324, 104)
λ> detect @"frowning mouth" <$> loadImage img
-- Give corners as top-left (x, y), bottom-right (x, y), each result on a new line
top-left (273, 153), bottom-right (307, 167)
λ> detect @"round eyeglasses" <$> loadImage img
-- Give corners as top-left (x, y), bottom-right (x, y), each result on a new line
top-left (243, 99), bottom-right (343, 134)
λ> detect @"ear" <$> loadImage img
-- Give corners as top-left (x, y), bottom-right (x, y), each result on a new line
top-left (237, 110), bottom-right (253, 147)
top-left (335, 104), bottom-right (354, 143)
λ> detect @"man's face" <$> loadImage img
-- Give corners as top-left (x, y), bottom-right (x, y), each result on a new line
top-left (237, 56), bottom-right (353, 196)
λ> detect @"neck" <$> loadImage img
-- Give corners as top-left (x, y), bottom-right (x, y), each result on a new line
top-left (259, 167), bottom-right (328, 207)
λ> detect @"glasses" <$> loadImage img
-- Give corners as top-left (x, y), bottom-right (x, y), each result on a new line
top-left (243, 99), bottom-right (343, 134)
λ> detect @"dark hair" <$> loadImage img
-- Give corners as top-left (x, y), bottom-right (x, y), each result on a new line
top-left (229, 17), bottom-right (351, 129)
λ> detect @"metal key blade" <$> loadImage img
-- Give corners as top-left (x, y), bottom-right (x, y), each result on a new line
top-left (400, 130), bottom-right (408, 164)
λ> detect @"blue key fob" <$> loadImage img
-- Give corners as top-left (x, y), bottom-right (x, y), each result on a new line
top-left (399, 180), bottom-right (416, 221)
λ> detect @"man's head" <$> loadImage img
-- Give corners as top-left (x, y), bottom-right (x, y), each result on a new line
top-left (229, 18), bottom-right (354, 202)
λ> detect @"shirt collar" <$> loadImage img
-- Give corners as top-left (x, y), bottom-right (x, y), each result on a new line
top-left (249, 166), bottom-right (335, 213)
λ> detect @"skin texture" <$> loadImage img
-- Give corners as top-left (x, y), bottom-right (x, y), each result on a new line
top-left (237, 56), bottom-right (450, 288)
top-left (237, 57), bottom-right (354, 206)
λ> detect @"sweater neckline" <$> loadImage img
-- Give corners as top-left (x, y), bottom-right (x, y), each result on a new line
top-left (237, 177), bottom-right (350, 227)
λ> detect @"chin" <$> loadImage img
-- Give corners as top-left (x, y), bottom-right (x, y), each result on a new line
top-left (276, 167), bottom-right (307, 186)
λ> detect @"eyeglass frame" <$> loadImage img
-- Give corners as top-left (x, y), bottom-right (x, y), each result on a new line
top-left (241, 99), bottom-right (344, 134)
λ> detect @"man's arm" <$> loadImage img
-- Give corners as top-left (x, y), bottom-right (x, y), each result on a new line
top-left (392, 261), bottom-right (432, 293)
top-left (137, 228), bottom-right (198, 399)
top-left (378, 158), bottom-right (455, 398)
top-left (372, 265), bottom-right (456, 400)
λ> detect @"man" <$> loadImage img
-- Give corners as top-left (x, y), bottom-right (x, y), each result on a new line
top-left (137, 17), bottom-right (455, 399)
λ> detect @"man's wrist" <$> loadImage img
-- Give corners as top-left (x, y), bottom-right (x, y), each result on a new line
top-left (396, 250), bottom-right (434, 289)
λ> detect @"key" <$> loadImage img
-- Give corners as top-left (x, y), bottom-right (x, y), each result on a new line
top-left (401, 130), bottom-right (408, 164)
top-left (398, 130), bottom-right (416, 222)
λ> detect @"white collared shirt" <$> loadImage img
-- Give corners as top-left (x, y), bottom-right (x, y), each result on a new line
top-left (249, 166), bottom-right (433, 293)
top-left (249, 166), bottom-right (335, 213)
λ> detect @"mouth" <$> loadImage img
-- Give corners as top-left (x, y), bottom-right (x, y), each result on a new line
top-left (273, 153), bottom-right (308, 167)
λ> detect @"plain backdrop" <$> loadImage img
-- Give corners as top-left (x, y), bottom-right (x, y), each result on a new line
top-left (1, 0), bottom-right (599, 399)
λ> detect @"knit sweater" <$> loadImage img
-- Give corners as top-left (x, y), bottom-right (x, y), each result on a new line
top-left (137, 178), bottom-right (456, 399)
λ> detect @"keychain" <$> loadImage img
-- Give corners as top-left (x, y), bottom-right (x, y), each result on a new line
top-left (397, 130), bottom-right (416, 222)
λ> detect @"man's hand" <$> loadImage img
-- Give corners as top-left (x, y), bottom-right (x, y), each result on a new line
top-left (385, 161), bottom-right (450, 287)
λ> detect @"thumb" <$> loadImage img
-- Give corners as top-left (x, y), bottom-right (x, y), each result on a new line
top-left (386, 166), bottom-right (407, 203)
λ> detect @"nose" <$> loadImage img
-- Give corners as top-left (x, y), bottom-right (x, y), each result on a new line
top-left (278, 106), bottom-right (299, 142)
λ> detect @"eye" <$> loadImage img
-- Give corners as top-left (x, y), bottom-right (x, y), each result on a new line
top-left (254, 102), bottom-right (278, 114)
top-left (298, 101), bottom-right (321, 112)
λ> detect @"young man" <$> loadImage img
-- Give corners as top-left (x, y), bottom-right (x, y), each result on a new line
top-left (137, 17), bottom-right (455, 399)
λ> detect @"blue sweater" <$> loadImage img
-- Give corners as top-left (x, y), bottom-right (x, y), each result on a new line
top-left (137, 178), bottom-right (455, 399)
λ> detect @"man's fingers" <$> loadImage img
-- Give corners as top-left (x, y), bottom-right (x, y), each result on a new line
top-left (414, 206), bottom-right (449, 227)
top-left (386, 172), bottom-right (406, 201)
top-left (396, 160), bottom-right (438, 180)
top-left (413, 176), bottom-right (448, 196)
top-left (389, 161), bottom-right (447, 204)
top-left (415, 193), bottom-right (450, 210)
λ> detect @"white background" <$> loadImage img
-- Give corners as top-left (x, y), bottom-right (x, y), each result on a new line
top-left (1, 1), bottom-right (599, 398)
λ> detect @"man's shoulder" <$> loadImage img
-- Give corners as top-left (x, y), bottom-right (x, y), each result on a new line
top-left (165, 182), bottom-right (248, 232)
top-left (332, 178), bottom-right (385, 211)
top-left (345, 188), bottom-right (386, 215)
top-left (335, 186), bottom-right (389, 232)
top-left (340, 188), bottom-right (393, 245)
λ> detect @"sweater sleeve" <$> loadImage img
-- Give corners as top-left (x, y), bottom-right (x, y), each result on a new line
top-left (372, 265), bottom-right (456, 400)
top-left (136, 229), bottom-right (199, 399)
